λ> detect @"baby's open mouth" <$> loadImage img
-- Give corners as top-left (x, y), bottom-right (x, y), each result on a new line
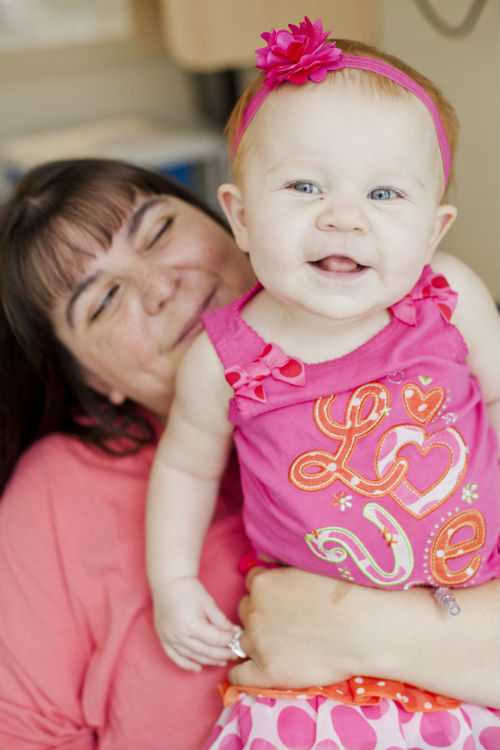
top-left (309, 255), bottom-right (368, 273)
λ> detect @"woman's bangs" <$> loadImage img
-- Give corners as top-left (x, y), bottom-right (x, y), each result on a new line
top-left (27, 182), bottom-right (138, 312)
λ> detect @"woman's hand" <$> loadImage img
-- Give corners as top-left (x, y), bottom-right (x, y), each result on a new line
top-left (231, 567), bottom-right (500, 708)
top-left (152, 576), bottom-right (239, 672)
top-left (230, 567), bottom-right (361, 688)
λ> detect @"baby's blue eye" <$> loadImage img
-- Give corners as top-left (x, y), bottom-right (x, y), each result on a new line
top-left (368, 187), bottom-right (401, 201)
top-left (288, 181), bottom-right (321, 195)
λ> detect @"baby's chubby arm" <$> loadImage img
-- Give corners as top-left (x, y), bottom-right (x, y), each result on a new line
top-left (146, 332), bottom-right (238, 671)
top-left (433, 252), bottom-right (500, 451)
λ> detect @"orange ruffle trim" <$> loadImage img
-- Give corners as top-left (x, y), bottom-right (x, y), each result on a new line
top-left (220, 676), bottom-right (460, 713)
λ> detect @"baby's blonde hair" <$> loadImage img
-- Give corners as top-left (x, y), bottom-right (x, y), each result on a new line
top-left (226, 39), bottom-right (459, 187)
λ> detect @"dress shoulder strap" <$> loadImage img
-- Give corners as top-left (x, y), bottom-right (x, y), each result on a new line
top-left (390, 265), bottom-right (458, 326)
top-left (202, 283), bottom-right (264, 370)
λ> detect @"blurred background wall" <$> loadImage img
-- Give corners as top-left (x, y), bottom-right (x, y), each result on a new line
top-left (0, 1), bottom-right (199, 138)
top-left (0, 0), bottom-right (498, 299)
top-left (379, 0), bottom-right (499, 299)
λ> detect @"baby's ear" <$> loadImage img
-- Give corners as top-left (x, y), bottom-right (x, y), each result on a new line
top-left (428, 203), bottom-right (457, 258)
top-left (217, 183), bottom-right (249, 254)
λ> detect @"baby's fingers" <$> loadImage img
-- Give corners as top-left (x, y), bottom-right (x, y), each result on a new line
top-left (162, 643), bottom-right (202, 673)
top-left (195, 621), bottom-right (240, 650)
top-left (175, 641), bottom-right (227, 667)
top-left (204, 595), bottom-right (237, 631)
top-left (186, 635), bottom-right (237, 663)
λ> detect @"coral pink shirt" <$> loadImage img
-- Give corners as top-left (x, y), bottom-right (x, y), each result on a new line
top-left (0, 433), bottom-right (246, 749)
top-left (204, 266), bottom-right (500, 592)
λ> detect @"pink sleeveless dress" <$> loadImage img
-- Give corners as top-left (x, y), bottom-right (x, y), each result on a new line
top-left (201, 266), bottom-right (500, 750)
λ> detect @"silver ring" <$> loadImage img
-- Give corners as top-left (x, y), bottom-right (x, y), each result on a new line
top-left (228, 628), bottom-right (247, 658)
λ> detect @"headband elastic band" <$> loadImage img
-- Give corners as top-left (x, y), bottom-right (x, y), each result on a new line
top-left (232, 18), bottom-right (451, 186)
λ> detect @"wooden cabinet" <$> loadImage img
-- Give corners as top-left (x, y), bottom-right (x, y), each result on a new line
top-left (160, 0), bottom-right (379, 71)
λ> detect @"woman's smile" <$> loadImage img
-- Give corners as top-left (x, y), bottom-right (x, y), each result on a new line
top-left (170, 284), bottom-right (219, 349)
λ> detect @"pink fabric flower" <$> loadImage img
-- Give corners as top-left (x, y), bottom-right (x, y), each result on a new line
top-left (256, 16), bottom-right (343, 87)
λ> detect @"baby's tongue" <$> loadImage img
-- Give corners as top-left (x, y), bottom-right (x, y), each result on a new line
top-left (317, 255), bottom-right (358, 273)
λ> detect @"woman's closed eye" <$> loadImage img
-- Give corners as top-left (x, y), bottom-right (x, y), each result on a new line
top-left (147, 216), bottom-right (174, 250)
top-left (286, 180), bottom-right (322, 195)
top-left (368, 187), bottom-right (405, 201)
top-left (90, 284), bottom-right (120, 322)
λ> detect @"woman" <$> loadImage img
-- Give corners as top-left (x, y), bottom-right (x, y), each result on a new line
top-left (0, 159), bottom-right (498, 750)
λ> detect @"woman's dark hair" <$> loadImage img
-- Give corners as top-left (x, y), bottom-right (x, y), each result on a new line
top-left (0, 158), bottom-right (230, 494)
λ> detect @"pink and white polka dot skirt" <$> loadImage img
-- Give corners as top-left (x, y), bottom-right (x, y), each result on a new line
top-left (203, 695), bottom-right (500, 750)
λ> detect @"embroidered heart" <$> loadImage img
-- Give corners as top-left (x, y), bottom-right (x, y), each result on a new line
top-left (403, 383), bottom-right (444, 424)
top-left (376, 424), bottom-right (468, 519)
top-left (418, 375), bottom-right (433, 386)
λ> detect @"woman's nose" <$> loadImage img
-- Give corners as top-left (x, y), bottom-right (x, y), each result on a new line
top-left (316, 197), bottom-right (368, 233)
top-left (139, 269), bottom-right (179, 315)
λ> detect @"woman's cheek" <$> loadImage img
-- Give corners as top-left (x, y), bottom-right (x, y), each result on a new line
top-left (99, 326), bottom-right (138, 369)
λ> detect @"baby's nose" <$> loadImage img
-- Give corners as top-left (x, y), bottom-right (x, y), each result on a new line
top-left (316, 197), bottom-right (368, 233)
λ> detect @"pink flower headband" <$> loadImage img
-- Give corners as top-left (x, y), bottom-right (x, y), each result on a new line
top-left (232, 17), bottom-right (452, 186)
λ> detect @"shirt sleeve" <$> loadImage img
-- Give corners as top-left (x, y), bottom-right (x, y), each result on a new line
top-left (0, 440), bottom-right (97, 750)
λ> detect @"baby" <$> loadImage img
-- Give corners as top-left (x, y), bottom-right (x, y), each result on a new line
top-left (147, 17), bottom-right (500, 749)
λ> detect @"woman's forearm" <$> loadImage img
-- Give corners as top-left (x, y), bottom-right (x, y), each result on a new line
top-left (360, 581), bottom-right (500, 707)
top-left (235, 568), bottom-right (500, 707)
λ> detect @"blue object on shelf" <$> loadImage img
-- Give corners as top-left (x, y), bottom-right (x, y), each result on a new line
top-left (157, 162), bottom-right (195, 188)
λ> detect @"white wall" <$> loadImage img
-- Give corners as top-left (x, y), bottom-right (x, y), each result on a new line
top-left (0, 1), bottom-right (201, 141)
top-left (379, 0), bottom-right (500, 299)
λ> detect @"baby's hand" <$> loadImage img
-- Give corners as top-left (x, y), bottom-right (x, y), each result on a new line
top-left (152, 576), bottom-right (239, 672)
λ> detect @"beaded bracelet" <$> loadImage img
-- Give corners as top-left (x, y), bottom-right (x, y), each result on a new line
top-left (433, 586), bottom-right (461, 616)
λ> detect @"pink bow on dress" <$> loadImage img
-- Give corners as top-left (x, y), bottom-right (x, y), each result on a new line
top-left (225, 343), bottom-right (305, 403)
top-left (390, 271), bottom-right (457, 325)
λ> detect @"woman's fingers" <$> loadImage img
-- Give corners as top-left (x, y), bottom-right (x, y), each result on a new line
top-left (238, 594), bottom-right (251, 624)
top-left (229, 659), bottom-right (275, 687)
top-left (238, 628), bottom-right (252, 660)
top-left (244, 565), bottom-right (267, 591)
top-left (235, 567), bottom-right (354, 687)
